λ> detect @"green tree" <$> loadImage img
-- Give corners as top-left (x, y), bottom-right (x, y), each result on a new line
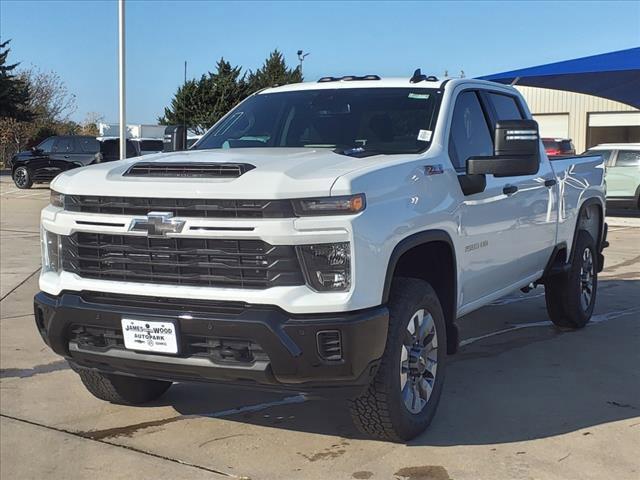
top-left (159, 58), bottom-right (247, 134)
top-left (159, 51), bottom-right (302, 134)
top-left (247, 49), bottom-right (302, 91)
top-left (0, 39), bottom-right (32, 121)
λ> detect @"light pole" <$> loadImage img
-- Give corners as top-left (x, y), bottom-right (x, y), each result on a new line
top-left (297, 50), bottom-right (309, 78)
top-left (118, 0), bottom-right (126, 160)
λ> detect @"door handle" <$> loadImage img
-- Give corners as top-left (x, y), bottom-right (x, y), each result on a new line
top-left (503, 185), bottom-right (518, 195)
top-left (544, 179), bottom-right (557, 187)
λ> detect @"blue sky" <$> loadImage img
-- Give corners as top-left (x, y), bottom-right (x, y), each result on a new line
top-left (2, 0), bottom-right (639, 124)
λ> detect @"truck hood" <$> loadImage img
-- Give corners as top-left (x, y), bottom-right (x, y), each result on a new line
top-left (51, 148), bottom-right (371, 198)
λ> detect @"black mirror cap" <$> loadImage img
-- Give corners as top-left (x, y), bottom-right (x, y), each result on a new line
top-left (495, 119), bottom-right (540, 157)
top-left (466, 119), bottom-right (541, 177)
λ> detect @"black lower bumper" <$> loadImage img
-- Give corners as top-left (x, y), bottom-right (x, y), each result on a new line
top-left (34, 291), bottom-right (388, 394)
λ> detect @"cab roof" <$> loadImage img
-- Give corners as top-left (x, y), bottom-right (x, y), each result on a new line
top-left (259, 77), bottom-right (513, 94)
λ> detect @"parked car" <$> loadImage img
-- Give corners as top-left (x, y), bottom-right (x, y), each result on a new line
top-left (584, 143), bottom-right (640, 209)
top-left (132, 138), bottom-right (164, 155)
top-left (35, 76), bottom-right (607, 441)
top-left (97, 137), bottom-right (140, 162)
top-left (10, 136), bottom-right (101, 189)
top-left (542, 137), bottom-right (576, 156)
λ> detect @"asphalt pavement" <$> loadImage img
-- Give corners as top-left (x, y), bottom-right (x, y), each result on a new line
top-left (1, 175), bottom-right (638, 480)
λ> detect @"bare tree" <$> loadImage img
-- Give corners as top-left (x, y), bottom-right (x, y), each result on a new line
top-left (80, 111), bottom-right (104, 136)
top-left (19, 67), bottom-right (77, 124)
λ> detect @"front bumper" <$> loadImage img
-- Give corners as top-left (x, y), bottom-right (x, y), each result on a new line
top-left (34, 291), bottom-right (388, 394)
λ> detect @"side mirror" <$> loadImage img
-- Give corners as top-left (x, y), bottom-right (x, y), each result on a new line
top-left (31, 146), bottom-right (43, 154)
top-left (467, 120), bottom-right (540, 177)
top-left (163, 125), bottom-right (187, 152)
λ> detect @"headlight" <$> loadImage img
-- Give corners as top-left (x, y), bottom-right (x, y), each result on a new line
top-left (50, 190), bottom-right (64, 208)
top-left (41, 228), bottom-right (61, 272)
top-left (296, 242), bottom-right (351, 291)
top-left (293, 194), bottom-right (365, 216)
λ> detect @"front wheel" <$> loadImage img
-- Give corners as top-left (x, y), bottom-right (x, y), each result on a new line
top-left (349, 277), bottom-right (447, 441)
top-left (13, 167), bottom-right (33, 189)
top-left (72, 366), bottom-right (172, 405)
top-left (545, 230), bottom-right (598, 329)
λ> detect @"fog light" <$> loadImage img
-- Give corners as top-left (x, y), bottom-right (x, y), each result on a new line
top-left (296, 242), bottom-right (351, 291)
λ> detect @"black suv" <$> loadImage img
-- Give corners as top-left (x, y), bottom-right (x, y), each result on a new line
top-left (10, 136), bottom-right (138, 189)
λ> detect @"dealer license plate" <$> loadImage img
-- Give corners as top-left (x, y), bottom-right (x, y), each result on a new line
top-left (121, 318), bottom-right (178, 354)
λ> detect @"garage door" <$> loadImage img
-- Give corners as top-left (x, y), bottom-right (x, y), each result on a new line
top-left (587, 112), bottom-right (640, 148)
top-left (589, 112), bottom-right (640, 127)
top-left (533, 114), bottom-right (569, 138)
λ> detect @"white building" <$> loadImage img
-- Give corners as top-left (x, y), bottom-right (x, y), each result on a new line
top-left (98, 123), bottom-right (166, 139)
top-left (515, 86), bottom-right (640, 153)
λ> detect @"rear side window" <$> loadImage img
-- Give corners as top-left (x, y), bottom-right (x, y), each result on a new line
top-left (585, 149), bottom-right (614, 165)
top-left (140, 140), bottom-right (163, 151)
top-left (52, 137), bottom-right (74, 153)
top-left (487, 92), bottom-right (523, 121)
top-left (448, 91), bottom-right (494, 170)
top-left (616, 150), bottom-right (640, 167)
top-left (37, 137), bottom-right (56, 152)
top-left (75, 137), bottom-right (99, 153)
top-left (558, 140), bottom-right (574, 152)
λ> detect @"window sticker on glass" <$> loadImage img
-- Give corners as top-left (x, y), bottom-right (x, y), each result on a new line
top-left (417, 129), bottom-right (432, 142)
top-left (408, 93), bottom-right (431, 100)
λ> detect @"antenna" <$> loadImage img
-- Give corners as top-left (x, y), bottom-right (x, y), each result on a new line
top-left (410, 69), bottom-right (439, 83)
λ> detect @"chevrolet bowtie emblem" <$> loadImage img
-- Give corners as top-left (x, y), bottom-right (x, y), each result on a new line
top-left (129, 212), bottom-right (186, 237)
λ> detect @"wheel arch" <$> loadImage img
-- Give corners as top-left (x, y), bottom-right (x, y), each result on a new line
top-left (573, 198), bottom-right (604, 259)
top-left (383, 230), bottom-right (458, 354)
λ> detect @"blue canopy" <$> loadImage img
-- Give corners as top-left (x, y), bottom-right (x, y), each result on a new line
top-left (478, 47), bottom-right (640, 108)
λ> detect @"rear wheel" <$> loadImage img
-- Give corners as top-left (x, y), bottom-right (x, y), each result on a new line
top-left (349, 278), bottom-right (447, 441)
top-left (72, 366), bottom-right (172, 405)
top-left (13, 167), bottom-right (33, 189)
top-left (545, 230), bottom-right (598, 329)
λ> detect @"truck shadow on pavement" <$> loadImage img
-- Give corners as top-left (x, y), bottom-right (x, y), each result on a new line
top-left (149, 278), bottom-right (640, 445)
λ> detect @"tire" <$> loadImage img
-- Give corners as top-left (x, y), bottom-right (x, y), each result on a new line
top-left (349, 277), bottom-right (447, 442)
top-left (545, 230), bottom-right (598, 329)
top-left (73, 366), bottom-right (172, 405)
top-left (12, 167), bottom-right (33, 189)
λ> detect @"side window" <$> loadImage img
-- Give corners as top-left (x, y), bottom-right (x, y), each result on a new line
top-left (75, 137), bottom-right (100, 153)
top-left (37, 137), bottom-right (56, 152)
top-left (585, 149), bottom-right (614, 165)
top-left (487, 92), bottom-right (524, 121)
top-left (448, 91), bottom-right (494, 170)
top-left (52, 137), bottom-right (74, 153)
top-left (615, 150), bottom-right (640, 167)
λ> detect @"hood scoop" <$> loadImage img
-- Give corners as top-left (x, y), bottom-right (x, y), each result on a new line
top-left (124, 162), bottom-right (256, 178)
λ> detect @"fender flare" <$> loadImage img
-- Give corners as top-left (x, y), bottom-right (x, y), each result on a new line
top-left (382, 229), bottom-right (457, 309)
top-left (572, 197), bottom-right (605, 258)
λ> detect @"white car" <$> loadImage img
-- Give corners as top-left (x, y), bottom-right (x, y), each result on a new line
top-left (584, 143), bottom-right (640, 209)
top-left (35, 75), bottom-right (607, 441)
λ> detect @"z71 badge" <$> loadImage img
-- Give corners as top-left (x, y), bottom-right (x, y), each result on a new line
top-left (424, 164), bottom-right (444, 176)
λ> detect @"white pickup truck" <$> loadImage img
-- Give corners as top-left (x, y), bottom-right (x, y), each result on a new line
top-left (35, 74), bottom-right (607, 441)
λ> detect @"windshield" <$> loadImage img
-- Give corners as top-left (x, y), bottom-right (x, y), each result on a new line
top-left (195, 88), bottom-right (441, 154)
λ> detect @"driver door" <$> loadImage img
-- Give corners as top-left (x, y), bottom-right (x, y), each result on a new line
top-left (449, 90), bottom-right (522, 307)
